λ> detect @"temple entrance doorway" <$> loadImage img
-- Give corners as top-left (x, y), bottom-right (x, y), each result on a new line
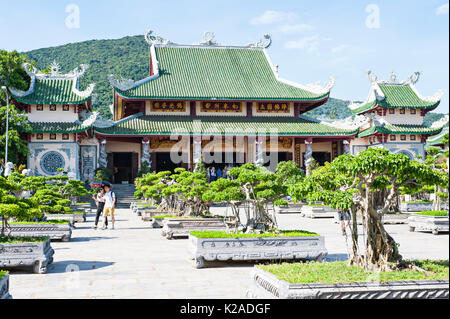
top-left (155, 152), bottom-right (188, 172)
top-left (112, 152), bottom-right (138, 184)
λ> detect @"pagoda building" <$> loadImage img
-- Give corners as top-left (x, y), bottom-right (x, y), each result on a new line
top-left (10, 61), bottom-right (96, 180)
top-left (348, 71), bottom-right (445, 159)
top-left (95, 31), bottom-right (358, 183)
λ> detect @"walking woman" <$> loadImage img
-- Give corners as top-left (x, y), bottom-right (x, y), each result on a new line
top-left (92, 187), bottom-right (108, 230)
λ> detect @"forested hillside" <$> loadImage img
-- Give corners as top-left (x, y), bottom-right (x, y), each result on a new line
top-left (24, 35), bottom-right (446, 123)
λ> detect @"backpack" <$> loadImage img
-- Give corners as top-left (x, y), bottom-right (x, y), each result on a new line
top-left (112, 191), bottom-right (117, 205)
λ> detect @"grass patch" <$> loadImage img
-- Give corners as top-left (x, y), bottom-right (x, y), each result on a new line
top-left (10, 220), bottom-right (69, 225)
top-left (73, 202), bottom-right (90, 205)
top-left (0, 236), bottom-right (49, 244)
top-left (306, 204), bottom-right (327, 207)
top-left (154, 215), bottom-right (217, 220)
top-left (153, 215), bottom-right (176, 220)
top-left (0, 271), bottom-right (7, 280)
top-left (415, 211), bottom-right (448, 217)
top-left (72, 211), bottom-right (85, 215)
top-left (258, 260), bottom-right (449, 284)
top-left (190, 230), bottom-right (319, 238)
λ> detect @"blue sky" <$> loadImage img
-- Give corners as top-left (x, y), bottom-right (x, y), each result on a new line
top-left (1, 0), bottom-right (448, 113)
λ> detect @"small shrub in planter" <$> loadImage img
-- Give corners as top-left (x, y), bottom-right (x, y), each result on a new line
top-left (8, 220), bottom-right (72, 242)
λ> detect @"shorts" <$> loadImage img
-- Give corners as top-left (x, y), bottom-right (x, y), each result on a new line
top-left (338, 210), bottom-right (351, 221)
top-left (103, 207), bottom-right (115, 217)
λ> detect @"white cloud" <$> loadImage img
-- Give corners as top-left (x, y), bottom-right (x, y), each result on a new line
top-left (250, 10), bottom-right (297, 25)
top-left (278, 24), bottom-right (313, 33)
top-left (436, 3), bottom-right (449, 15)
top-left (284, 35), bottom-right (320, 53)
top-left (331, 44), bottom-right (350, 53)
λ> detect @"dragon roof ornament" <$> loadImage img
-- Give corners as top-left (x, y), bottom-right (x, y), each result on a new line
top-left (247, 34), bottom-right (272, 49)
top-left (144, 29), bottom-right (174, 46)
top-left (198, 31), bottom-right (220, 46)
top-left (304, 77), bottom-right (336, 95)
top-left (431, 114), bottom-right (449, 129)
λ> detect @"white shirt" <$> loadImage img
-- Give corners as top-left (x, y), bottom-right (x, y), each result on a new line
top-left (104, 191), bottom-right (115, 208)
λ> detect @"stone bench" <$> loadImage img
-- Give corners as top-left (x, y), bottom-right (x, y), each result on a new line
top-left (247, 267), bottom-right (449, 299)
top-left (274, 204), bottom-right (303, 214)
top-left (188, 234), bottom-right (327, 269)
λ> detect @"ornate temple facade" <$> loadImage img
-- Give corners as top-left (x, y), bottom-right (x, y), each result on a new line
top-left (10, 31), bottom-right (446, 183)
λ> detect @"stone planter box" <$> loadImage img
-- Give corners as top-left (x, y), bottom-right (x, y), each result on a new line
top-left (188, 234), bottom-right (327, 269)
top-left (333, 213), bottom-right (410, 225)
top-left (274, 204), bottom-right (303, 214)
top-left (0, 274), bottom-right (12, 299)
top-left (400, 202), bottom-right (435, 212)
top-left (150, 218), bottom-right (165, 228)
top-left (247, 267), bottom-right (449, 299)
top-left (162, 218), bottom-right (227, 240)
top-left (71, 204), bottom-right (92, 213)
top-left (8, 223), bottom-right (72, 242)
top-left (45, 212), bottom-right (86, 224)
top-left (141, 207), bottom-right (158, 221)
top-left (408, 215), bottom-right (449, 235)
top-left (301, 206), bottom-right (337, 218)
top-left (0, 239), bottom-right (54, 274)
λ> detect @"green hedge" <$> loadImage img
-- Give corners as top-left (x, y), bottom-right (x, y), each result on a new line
top-left (0, 271), bottom-right (7, 280)
top-left (190, 230), bottom-right (319, 238)
top-left (258, 260), bottom-right (449, 284)
top-left (415, 211), bottom-right (448, 216)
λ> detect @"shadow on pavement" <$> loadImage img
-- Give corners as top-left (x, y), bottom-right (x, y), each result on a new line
top-left (70, 236), bottom-right (119, 242)
top-left (47, 260), bottom-right (115, 273)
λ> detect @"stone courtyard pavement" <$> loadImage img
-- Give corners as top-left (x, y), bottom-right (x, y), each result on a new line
top-left (8, 209), bottom-right (449, 299)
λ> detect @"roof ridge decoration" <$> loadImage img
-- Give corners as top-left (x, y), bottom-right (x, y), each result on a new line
top-left (198, 31), bottom-right (220, 46)
top-left (326, 115), bottom-right (371, 130)
top-left (430, 114), bottom-right (449, 129)
top-left (109, 36), bottom-right (160, 91)
top-left (262, 50), bottom-right (335, 96)
top-left (247, 34), bottom-right (272, 49)
top-left (9, 62), bottom-right (95, 99)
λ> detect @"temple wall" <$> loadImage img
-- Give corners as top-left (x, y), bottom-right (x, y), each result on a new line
top-left (27, 105), bottom-right (78, 122)
top-left (27, 142), bottom-right (79, 179)
top-left (373, 111), bottom-right (423, 125)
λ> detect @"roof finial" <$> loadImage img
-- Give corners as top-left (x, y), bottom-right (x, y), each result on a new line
top-left (144, 29), bottom-right (173, 46)
top-left (199, 31), bottom-right (219, 46)
top-left (389, 70), bottom-right (398, 83)
top-left (366, 70), bottom-right (377, 83)
top-left (408, 71), bottom-right (421, 85)
top-left (50, 61), bottom-right (61, 76)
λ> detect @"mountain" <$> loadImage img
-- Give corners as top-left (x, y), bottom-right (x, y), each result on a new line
top-left (24, 35), bottom-right (446, 123)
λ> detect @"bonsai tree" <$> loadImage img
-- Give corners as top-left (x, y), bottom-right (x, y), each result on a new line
top-left (289, 148), bottom-right (449, 271)
top-left (203, 163), bottom-right (280, 232)
top-left (0, 175), bottom-right (40, 235)
top-left (134, 170), bottom-right (172, 206)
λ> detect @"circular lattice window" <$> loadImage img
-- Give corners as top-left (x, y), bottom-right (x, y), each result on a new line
top-left (40, 151), bottom-right (65, 175)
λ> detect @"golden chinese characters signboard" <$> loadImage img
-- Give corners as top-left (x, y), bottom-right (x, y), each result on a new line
top-left (200, 102), bottom-right (242, 113)
top-left (150, 101), bottom-right (186, 112)
top-left (257, 102), bottom-right (290, 113)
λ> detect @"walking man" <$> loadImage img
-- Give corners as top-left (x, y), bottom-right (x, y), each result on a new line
top-left (101, 185), bottom-right (116, 230)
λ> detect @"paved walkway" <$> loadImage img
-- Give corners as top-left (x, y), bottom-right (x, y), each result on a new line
top-left (8, 209), bottom-right (449, 299)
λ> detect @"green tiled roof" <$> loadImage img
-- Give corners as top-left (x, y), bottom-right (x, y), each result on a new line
top-left (11, 78), bottom-right (91, 105)
top-left (94, 115), bottom-right (358, 136)
top-left (20, 121), bottom-right (92, 134)
top-left (352, 84), bottom-right (440, 115)
top-left (116, 47), bottom-right (328, 101)
top-left (426, 125), bottom-right (449, 149)
top-left (358, 124), bottom-right (443, 138)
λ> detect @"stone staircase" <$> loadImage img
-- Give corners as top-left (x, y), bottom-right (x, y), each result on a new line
top-left (111, 184), bottom-right (137, 209)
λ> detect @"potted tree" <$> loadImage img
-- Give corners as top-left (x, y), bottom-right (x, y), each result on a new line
top-left (0, 176), bottom-right (54, 274)
top-left (248, 148), bottom-right (449, 299)
top-left (190, 163), bottom-right (326, 268)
